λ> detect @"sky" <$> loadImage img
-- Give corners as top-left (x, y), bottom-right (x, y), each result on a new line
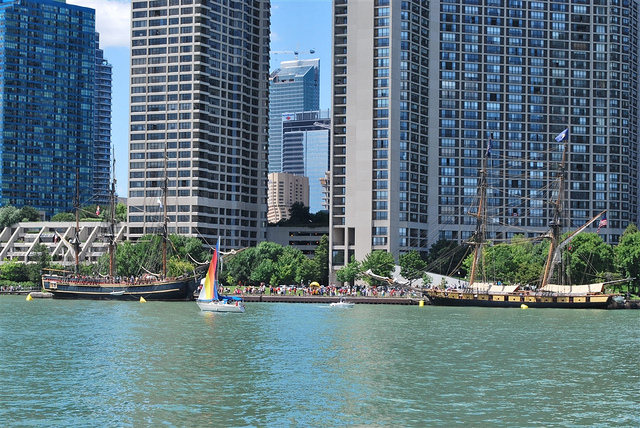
top-left (67, 0), bottom-right (332, 196)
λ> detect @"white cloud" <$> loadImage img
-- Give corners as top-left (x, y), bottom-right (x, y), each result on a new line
top-left (68, 0), bottom-right (131, 48)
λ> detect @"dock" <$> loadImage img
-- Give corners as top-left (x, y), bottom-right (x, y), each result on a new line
top-left (242, 295), bottom-right (422, 305)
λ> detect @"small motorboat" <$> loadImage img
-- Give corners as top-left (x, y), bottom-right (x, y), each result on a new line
top-left (330, 298), bottom-right (354, 308)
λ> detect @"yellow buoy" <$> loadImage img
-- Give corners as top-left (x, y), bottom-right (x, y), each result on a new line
top-left (520, 304), bottom-right (528, 309)
top-left (140, 296), bottom-right (147, 303)
top-left (419, 300), bottom-right (424, 307)
top-left (26, 293), bottom-right (33, 301)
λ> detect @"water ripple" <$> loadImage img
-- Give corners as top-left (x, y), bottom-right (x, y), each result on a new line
top-left (0, 298), bottom-right (637, 427)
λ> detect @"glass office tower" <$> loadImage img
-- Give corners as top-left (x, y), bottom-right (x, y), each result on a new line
top-left (0, 0), bottom-right (106, 218)
top-left (281, 110), bottom-right (330, 213)
top-left (127, 0), bottom-right (270, 249)
top-left (94, 33), bottom-right (113, 206)
top-left (268, 59), bottom-right (320, 173)
top-left (330, 0), bottom-right (637, 279)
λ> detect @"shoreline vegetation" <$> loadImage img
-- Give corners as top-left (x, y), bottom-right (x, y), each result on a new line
top-left (0, 216), bottom-right (639, 300)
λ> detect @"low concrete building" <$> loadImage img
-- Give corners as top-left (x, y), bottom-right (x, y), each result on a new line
top-left (0, 222), bottom-right (126, 266)
top-left (266, 225), bottom-right (329, 257)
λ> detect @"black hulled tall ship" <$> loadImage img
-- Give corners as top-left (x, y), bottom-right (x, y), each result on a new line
top-left (42, 169), bottom-right (197, 301)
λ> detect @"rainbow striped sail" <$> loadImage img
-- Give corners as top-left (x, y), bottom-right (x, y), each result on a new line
top-left (198, 239), bottom-right (220, 302)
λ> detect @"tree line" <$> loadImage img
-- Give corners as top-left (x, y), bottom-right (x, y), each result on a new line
top-left (0, 203), bottom-right (128, 228)
top-left (334, 224), bottom-right (640, 296)
top-left (1, 203), bottom-right (638, 296)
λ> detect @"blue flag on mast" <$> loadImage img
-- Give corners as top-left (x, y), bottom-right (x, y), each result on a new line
top-left (555, 128), bottom-right (569, 142)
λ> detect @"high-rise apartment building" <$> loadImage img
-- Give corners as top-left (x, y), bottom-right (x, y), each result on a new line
top-left (269, 58), bottom-right (320, 173)
top-left (330, 0), bottom-right (638, 279)
top-left (282, 110), bottom-right (330, 213)
top-left (127, 0), bottom-right (270, 249)
top-left (630, 6), bottom-right (639, 224)
top-left (0, 0), bottom-right (109, 218)
top-left (267, 172), bottom-right (309, 224)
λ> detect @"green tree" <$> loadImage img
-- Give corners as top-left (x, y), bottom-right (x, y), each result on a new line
top-left (115, 202), bottom-right (127, 222)
top-left (422, 273), bottom-right (433, 288)
top-left (361, 250), bottom-right (395, 286)
top-left (0, 206), bottom-right (22, 228)
top-left (27, 243), bottom-right (51, 283)
top-left (287, 202), bottom-right (310, 224)
top-left (314, 234), bottom-right (329, 285)
top-left (296, 256), bottom-right (321, 286)
top-left (621, 223), bottom-right (639, 236)
top-left (310, 210), bottom-right (329, 226)
top-left (508, 235), bottom-right (546, 285)
top-left (96, 234), bottom-right (201, 279)
top-left (168, 235), bottom-right (208, 265)
top-left (271, 246), bottom-right (303, 285)
top-left (167, 258), bottom-right (195, 278)
top-left (251, 258), bottom-right (277, 285)
top-left (111, 240), bottom-right (143, 277)
top-left (51, 212), bottom-right (74, 222)
top-left (426, 239), bottom-right (468, 276)
top-left (399, 250), bottom-right (427, 286)
top-left (565, 233), bottom-right (614, 285)
top-left (335, 255), bottom-right (361, 286)
top-left (0, 259), bottom-right (29, 282)
top-left (614, 228), bottom-right (640, 295)
top-left (223, 247), bottom-right (257, 286)
top-left (20, 206), bottom-right (41, 222)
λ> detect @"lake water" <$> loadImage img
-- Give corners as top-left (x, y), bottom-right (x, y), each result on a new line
top-left (1, 296), bottom-right (638, 427)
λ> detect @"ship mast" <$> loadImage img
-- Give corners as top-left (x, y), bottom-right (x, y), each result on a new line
top-left (162, 148), bottom-right (168, 279)
top-left (72, 169), bottom-right (81, 274)
top-left (468, 139), bottom-right (491, 286)
top-left (541, 130), bottom-right (568, 288)
top-left (108, 159), bottom-right (117, 278)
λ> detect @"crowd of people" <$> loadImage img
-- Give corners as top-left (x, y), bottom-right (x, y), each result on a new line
top-left (222, 283), bottom-right (417, 298)
top-left (0, 284), bottom-right (25, 293)
top-left (60, 274), bottom-right (160, 285)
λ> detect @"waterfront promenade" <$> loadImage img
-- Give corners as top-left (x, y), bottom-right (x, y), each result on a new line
top-left (242, 294), bottom-right (420, 305)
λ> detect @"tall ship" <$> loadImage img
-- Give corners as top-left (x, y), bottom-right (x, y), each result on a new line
top-left (425, 130), bottom-right (626, 309)
top-left (42, 170), bottom-right (197, 301)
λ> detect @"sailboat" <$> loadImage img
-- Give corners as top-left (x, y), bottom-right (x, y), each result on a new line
top-left (41, 166), bottom-right (198, 301)
top-left (197, 239), bottom-right (245, 313)
top-left (425, 130), bottom-right (625, 309)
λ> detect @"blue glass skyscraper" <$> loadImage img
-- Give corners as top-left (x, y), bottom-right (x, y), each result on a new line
top-left (93, 33), bottom-right (112, 206)
top-left (282, 110), bottom-right (330, 213)
top-left (269, 59), bottom-right (320, 173)
top-left (0, 0), bottom-right (110, 218)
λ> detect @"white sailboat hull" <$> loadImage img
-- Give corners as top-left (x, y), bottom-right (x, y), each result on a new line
top-left (197, 300), bottom-right (245, 313)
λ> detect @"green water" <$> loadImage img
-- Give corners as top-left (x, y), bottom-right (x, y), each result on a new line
top-left (1, 296), bottom-right (638, 427)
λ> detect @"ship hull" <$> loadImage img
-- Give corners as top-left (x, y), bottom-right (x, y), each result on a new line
top-left (425, 291), bottom-right (614, 309)
top-left (41, 275), bottom-right (197, 301)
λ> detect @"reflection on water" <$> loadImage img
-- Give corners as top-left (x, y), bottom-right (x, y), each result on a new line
top-left (1, 296), bottom-right (637, 427)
